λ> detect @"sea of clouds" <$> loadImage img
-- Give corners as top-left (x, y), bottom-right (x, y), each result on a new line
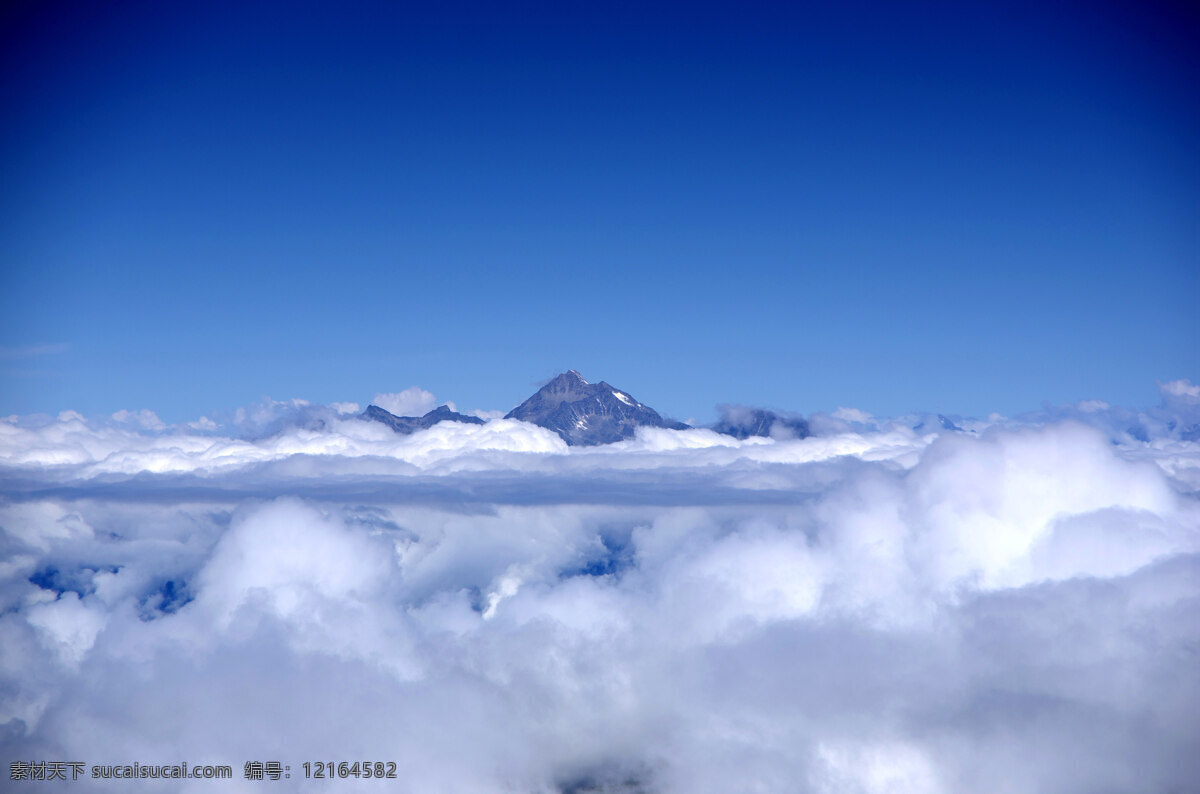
top-left (1, 381), bottom-right (1198, 792)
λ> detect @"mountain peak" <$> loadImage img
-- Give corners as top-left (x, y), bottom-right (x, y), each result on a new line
top-left (505, 371), bottom-right (688, 445)
top-left (550, 370), bottom-right (589, 386)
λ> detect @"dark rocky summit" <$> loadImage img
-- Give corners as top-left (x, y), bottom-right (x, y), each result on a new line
top-left (912, 414), bottom-right (964, 433)
top-left (505, 370), bottom-right (690, 446)
top-left (363, 404), bottom-right (484, 434)
top-left (712, 406), bottom-right (810, 440)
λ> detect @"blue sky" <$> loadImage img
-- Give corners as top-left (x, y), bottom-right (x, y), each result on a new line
top-left (2, 0), bottom-right (1196, 424)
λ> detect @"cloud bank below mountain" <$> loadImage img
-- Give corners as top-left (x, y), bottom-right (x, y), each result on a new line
top-left (1, 382), bottom-right (1198, 792)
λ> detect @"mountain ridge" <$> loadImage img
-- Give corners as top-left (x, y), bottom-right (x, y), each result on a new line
top-left (363, 371), bottom-right (816, 445)
top-left (362, 403), bottom-right (485, 434)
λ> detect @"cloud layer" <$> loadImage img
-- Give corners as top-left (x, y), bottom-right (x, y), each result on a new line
top-left (1, 383), bottom-right (1198, 792)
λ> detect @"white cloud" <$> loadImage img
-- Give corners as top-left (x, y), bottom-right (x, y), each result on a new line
top-left (0, 391), bottom-right (1197, 792)
top-left (832, 406), bottom-right (874, 423)
top-left (811, 740), bottom-right (944, 794)
top-left (905, 422), bottom-right (1180, 591)
top-left (25, 592), bottom-right (107, 668)
top-left (1160, 378), bottom-right (1200, 400)
top-left (186, 416), bottom-right (218, 431)
top-left (371, 386), bottom-right (437, 417)
top-left (110, 409), bottom-right (166, 432)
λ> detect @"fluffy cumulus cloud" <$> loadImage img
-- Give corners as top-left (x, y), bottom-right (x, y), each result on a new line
top-left (371, 387), bottom-right (438, 418)
top-left (108, 409), bottom-right (166, 433)
top-left (1, 385), bottom-right (1198, 792)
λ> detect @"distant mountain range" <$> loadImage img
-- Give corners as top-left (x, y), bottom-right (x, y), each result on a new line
top-left (363, 370), bottom-right (811, 446)
top-left (361, 404), bottom-right (484, 434)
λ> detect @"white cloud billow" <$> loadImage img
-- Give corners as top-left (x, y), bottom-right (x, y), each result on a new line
top-left (109, 409), bottom-right (166, 432)
top-left (371, 386), bottom-right (437, 417)
top-left (0, 381), bottom-right (1197, 792)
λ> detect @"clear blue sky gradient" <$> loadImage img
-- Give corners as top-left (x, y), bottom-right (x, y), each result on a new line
top-left (2, 0), bottom-right (1197, 423)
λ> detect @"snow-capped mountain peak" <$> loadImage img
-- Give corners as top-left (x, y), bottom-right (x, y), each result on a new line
top-left (505, 370), bottom-right (688, 445)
